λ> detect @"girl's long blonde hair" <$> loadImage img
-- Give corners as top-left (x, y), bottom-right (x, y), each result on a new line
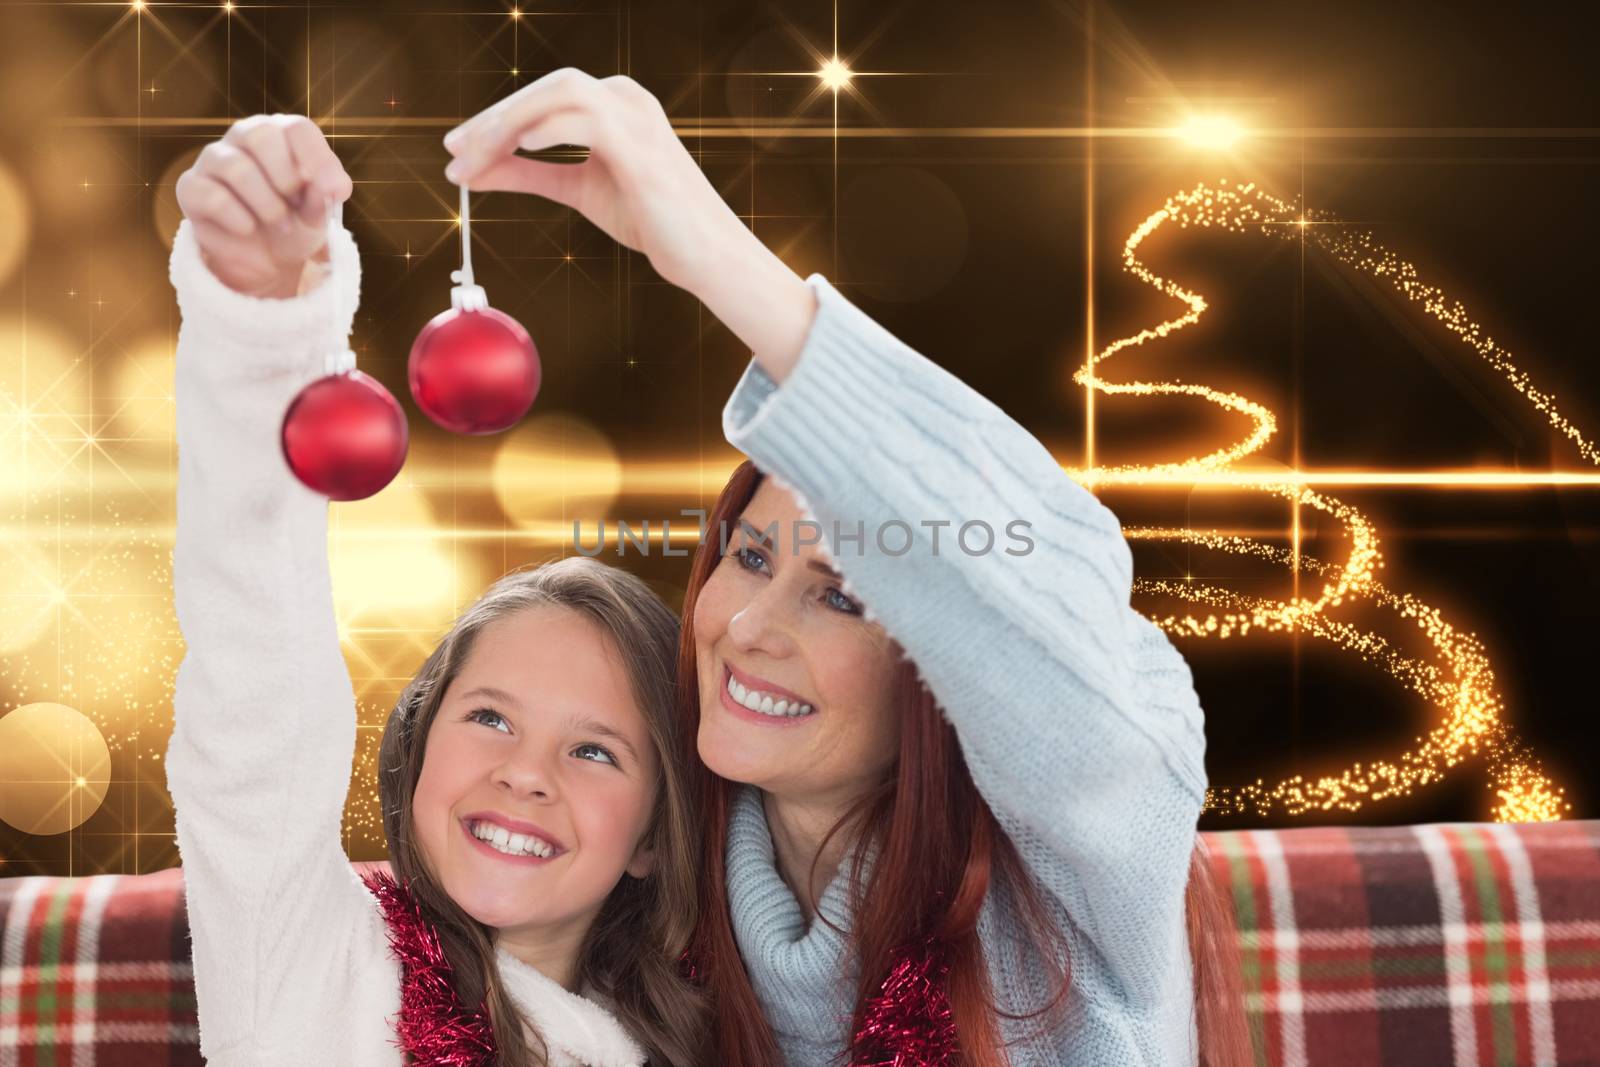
top-left (378, 555), bottom-right (709, 1066)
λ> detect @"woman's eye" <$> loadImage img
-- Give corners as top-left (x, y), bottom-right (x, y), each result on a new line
top-left (468, 708), bottom-right (510, 733)
top-left (572, 743), bottom-right (618, 767)
top-left (730, 545), bottom-right (769, 575)
top-left (823, 587), bottom-right (862, 615)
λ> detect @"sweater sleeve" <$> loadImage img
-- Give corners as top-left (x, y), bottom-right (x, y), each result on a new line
top-left (721, 274), bottom-right (1209, 1009)
top-left (163, 218), bottom-right (389, 1056)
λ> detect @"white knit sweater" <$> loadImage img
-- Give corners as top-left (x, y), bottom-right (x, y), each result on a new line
top-left (163, 218), bottom-right (647, 1067)
top-left (718, 273), bottom-right (1209, 1065)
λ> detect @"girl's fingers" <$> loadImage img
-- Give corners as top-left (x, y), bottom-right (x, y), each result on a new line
top-left (282, 116), bottom-right (351, 224)
top-left (223, 115), bottom-right (300, 203)
top-left (177, 171), bottom-right (257, 237)
top-left (202, 143), bottom-right (290, 232)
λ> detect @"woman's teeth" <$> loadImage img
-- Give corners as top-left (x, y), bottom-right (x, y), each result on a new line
top-left (727, 672), bottom-right (815, 717)
top-left (470, 820), bottom-right (554, 858)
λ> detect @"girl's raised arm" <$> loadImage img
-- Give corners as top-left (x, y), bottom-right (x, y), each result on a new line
top-left (165, 211), bottom-right (394, 1060)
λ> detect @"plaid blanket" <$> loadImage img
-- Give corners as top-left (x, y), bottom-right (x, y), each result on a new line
top-left (1205, 820), bottom-right (1600, 1067)
top-left (2, 824), bottom-right (1597, 1065)
top-left (0, 867), bottom-right (196, 1065)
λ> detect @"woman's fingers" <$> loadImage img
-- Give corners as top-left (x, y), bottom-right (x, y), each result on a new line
top-left (444, 67), bottom-right (592, 147)
top-left (444, 69), bottom-right (620, 178)
top-left (468, 155), bottom-right (591, 208)
top-left (447, 107), bottom-right (602, 186)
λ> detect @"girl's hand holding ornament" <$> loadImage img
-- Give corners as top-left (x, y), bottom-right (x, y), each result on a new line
top-left (442, 67), bottom-right (817, 381)
top-left (178, 114), bottom-right (407, 502)
top-left (175, 114), bottom-right (353, 299)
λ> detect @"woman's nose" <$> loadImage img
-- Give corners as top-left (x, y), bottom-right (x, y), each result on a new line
top-left (726, 583), bottom-right (798, 656)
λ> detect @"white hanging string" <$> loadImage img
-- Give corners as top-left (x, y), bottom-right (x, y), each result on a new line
top-left (455, 182), bottom-right (474, 287)
top-left (449, 182), bottom-right (488, 311)
top-left (323, 195), bottom-right (357, 376)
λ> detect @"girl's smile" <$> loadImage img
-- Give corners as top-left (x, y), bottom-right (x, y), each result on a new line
top-left (459, 813), bottom-right (567, 863)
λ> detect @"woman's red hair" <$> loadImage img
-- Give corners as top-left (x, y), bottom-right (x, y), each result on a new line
top-left (678, 461), bottom-right (1251, 1066)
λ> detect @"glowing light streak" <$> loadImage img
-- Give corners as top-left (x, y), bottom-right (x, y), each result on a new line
top-left (1088, 180), bottom-right (1578, 821)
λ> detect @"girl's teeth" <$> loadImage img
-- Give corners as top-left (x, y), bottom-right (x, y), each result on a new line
top-left (726, 671), bottom-right (815, 717)
top-left (471, 821), bottom-right (551, 858)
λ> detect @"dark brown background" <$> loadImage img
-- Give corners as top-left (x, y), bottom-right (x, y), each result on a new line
top-left (0, 0), bottom-right (1596, 876)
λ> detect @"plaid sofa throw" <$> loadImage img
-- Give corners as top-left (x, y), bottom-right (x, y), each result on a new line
top-left (2, 823), bottom-right (1597, 1065)
top-left (1203, 819), bottom-right (1600, 1067)
top-left (0, 867), bottom-right (196, 1064)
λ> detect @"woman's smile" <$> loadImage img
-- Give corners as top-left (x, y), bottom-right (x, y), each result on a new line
top-left (719, 661), bottom-right (818, 726)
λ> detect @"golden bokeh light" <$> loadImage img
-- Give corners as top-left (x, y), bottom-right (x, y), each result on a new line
top-left (491, 413), bottom-right (623, 531)
top-left (106, 334), bottom-right (177, 449)
top-left (330, 477), bottom-right (475, 636)
top-left (0, 702), bottom-right (112, 835)
top-left (152, 146), bottom-right (203, 251)
top-left (0, 160), bottom-right (28, 288)
top-left (0, 314), bottom-right (91, 495)
top-left (1172, 115), bottom-right (1246, 150)
top-left (32, 134), bottom-right (124, 224)
top-left (0, 541), bottom-right (62, 656)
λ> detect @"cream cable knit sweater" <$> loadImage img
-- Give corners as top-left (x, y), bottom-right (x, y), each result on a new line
top-left (164, 218), bottom-right (646, 1067)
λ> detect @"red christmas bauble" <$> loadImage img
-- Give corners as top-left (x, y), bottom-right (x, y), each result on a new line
top-left (280, 369), bottom-right (409, 502)
top-left (408, 305), bottom-right (540, 435)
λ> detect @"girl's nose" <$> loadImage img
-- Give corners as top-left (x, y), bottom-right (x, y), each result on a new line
top-left (493, 747), bottom-right (559, 800)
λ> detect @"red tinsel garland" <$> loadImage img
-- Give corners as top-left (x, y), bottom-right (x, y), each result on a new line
top-left (685, 938), bottom-right (958, 1066)
top-left (364, 872), bottom-right (954, 1067)
top-left (362, 870), bottom-right (499, 1066)
top-left (851, 939), bottom-right (960, 1067)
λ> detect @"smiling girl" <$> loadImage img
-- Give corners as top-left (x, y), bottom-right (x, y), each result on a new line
top-left (164, 114), bottom-right (705, 1066)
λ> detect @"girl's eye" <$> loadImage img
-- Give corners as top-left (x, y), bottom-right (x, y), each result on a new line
top-left (572, 742), bottom-right (618, 767)
top-left (468, 708), bottom-right (510, 733)
top-left (823, 587), bottom-right (862, 616)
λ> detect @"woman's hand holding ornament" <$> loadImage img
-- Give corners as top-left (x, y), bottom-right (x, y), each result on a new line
top-left (442, 68), bottom-right (816, 381)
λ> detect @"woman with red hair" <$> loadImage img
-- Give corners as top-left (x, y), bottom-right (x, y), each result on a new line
top-left (446, 69), bottom-right (1248, 1066)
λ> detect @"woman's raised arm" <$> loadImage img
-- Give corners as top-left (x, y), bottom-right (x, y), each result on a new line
top-left (717, 275), bottom-right (1209, 1011)
top-left (442, 68), bottom-right (1209, 1009)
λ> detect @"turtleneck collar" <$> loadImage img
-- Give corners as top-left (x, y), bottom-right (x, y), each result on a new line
top-left (493, 947), bottom-right (646, 1067)
top-left (724, 783), bottom-right (877, 1041)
